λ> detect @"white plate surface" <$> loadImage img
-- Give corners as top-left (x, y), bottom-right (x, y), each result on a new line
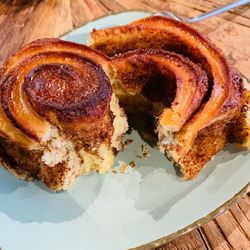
top-left (0, 11), bottom-right (249, 250)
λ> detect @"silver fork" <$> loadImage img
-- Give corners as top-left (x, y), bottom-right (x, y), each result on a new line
top-left (154, 0), bottom-right (250, 23)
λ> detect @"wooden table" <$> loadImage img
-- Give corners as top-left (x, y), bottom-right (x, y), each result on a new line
top-left (0, 0), bottom-right (249, 249)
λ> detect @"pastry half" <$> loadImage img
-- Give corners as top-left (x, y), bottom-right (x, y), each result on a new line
top-left (0, 38), bottom-right (128, 191)
top-left (89, 16), bottom-right (244, 179)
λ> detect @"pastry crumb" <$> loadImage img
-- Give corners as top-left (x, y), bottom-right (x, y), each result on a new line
top-left (112, 168), bottom-right (117, 174)
top-left (134, 145), bottom-right (151, 158)
top-left (119, 162), bottom-right (128, 173)
top-left (128, 160), bottom-right (136, 168)
top-left (135, 153), bottom-right (142, 158)
top-left (124, 139), bottom-right (133, 148)
top-left (141, 144), bottom-right (150, 158)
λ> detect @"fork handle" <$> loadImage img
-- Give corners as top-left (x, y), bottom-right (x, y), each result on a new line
top-left (186, 0), bottom-right (250, 23)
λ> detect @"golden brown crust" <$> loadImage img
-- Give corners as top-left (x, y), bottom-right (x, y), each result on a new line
top-left (90, 16), bottom-right (243, 123)
top-left (229, 80), bottom-right (250, 149)
top-left (0, 138), bottom-right (76, 191)
top-left (5, 38), bottom-right (109, 72)
top-left (177, 120), bottom-right (230, 179)
top-left (0, 138), bottom-right (40, 179)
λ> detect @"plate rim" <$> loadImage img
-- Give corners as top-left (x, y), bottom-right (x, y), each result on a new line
top-left (134, 183), bottom-right (249, 249)
top-left (59, 9), bottom-right (152, 38)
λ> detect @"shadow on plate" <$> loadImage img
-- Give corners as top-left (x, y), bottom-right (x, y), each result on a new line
top-left (124, 114), bottom-right (248, 221)
top-left (0, 168), bottom-right (104, 223)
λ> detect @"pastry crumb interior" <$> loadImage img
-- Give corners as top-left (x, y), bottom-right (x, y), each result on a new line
top-left (0, 92), bottom-right (128, 191)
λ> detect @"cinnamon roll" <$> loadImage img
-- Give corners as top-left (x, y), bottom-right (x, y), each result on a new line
top-left (89, 16), bottom-right (244, 179)
top-left (0, 38), bottom-right (128, 191)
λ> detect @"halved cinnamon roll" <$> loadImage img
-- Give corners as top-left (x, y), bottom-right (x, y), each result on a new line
top-left (89, 16), bottom-right (244, 179)
top-left (0, 38), bottom-right (128, 191)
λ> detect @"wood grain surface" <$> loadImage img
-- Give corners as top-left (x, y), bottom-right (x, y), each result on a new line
top-left (0, 0), bottom-right (249, 249)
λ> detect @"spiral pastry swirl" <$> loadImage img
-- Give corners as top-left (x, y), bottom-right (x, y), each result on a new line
top-left (0, 38), bottom-right (128, 190)
top-left (89, 16), bottom-right (244, 179)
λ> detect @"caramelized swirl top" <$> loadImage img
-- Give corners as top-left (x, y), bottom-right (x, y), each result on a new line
top-left (90, 16), bottom-right (243, 155)
top-left (23, 60), bottom-right (111, 121)
top-left (111, 49), bottom-right (208, 131)
top-left (0, 39), bottom-right (112, 148)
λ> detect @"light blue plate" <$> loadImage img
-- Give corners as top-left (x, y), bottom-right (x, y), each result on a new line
top-left (0, 11), bottom-right (249, 250)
